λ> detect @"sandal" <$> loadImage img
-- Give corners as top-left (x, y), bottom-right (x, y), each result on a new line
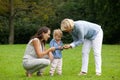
top-left (26, 72), bottom-right (32, 77)
top-left (78, 72), bottom-right (87, 75)
top-left (96, 72), bottom-right (101, 76)
top-left (36, 71), bottom-right (43, 76)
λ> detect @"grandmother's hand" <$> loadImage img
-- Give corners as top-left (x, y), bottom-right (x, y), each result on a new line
top-left (63, 44), bottom-right (71, 49)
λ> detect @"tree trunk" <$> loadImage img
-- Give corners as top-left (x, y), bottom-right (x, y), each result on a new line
top-left (9, 0), bottom-right (14, 44)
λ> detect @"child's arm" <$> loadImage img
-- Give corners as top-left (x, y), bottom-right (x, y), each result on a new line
top-left (55, 46), bottom-right (63, 50)
top-left (56, 41), bottom-right (64, 50)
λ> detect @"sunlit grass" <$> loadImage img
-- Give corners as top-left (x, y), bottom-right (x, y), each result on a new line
top-left (0, 44), bottom-right (120, 80)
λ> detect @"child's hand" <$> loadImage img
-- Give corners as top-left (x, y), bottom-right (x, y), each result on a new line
top-left (63, 44), bottom-right (71, 49)
top-left (56, 46), bottom-right (63, 50)
top-left (59, 46), bottom-right (63, 50)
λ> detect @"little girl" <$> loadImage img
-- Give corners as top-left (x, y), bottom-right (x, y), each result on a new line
top-left (49, 29), bottom-right (63, 76)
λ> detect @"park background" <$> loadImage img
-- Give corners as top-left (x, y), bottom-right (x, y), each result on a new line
top-left (0, 0), bottom-right (120, 44)
top-left (0, 0), bottom-right (120, 80)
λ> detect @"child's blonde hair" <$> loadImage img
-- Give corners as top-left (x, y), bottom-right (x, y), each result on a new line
top-left (61, 18), bottom-right (74, 31)
top-left (53, 29), bottom-right (63, 38)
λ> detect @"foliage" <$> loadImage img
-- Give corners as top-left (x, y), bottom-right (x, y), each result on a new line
top-left (0, 16), bottom-right (9, 44)
top-left (0, 0), bottom-right (120, 44)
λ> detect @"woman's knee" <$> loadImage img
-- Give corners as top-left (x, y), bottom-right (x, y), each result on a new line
top-left (43, 59), bottom-right (50, 66)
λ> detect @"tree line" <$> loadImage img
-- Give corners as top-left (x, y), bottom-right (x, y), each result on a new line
top-left (0, 0), bottom-right (120, 44)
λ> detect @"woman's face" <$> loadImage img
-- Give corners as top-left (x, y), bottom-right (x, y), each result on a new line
top-left (43, 30), bottom-right (51, 41)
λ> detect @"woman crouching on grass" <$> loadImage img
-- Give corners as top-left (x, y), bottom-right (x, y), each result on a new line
top-left (22, 27), bottom-right (55, 77)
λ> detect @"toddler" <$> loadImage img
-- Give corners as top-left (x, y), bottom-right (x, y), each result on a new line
top-left (49, 29), bottom-right (63, 76)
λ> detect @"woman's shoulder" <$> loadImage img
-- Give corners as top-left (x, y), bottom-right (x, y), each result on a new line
top-left (33, 38), bottom-right (39, 40)
top-left (29, 38), bottom-right (40, 45)
top-left (32, 38), bottom-right (40, 43)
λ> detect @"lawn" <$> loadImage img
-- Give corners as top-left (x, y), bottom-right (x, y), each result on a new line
top-left (0, 44), bottom-right (120, 80)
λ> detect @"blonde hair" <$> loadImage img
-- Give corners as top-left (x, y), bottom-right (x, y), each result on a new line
top-left (53, 29), bottom-right (63, 38)
top-left (61, 18), bottom-right (74, 31)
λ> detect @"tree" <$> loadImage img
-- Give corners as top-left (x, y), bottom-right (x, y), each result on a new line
top-left (9, 0), bottom-right (14, 44)
top-left (0, 0), bottom-right (56, 44)
top-left (0, 0), bottom-right (26, 44)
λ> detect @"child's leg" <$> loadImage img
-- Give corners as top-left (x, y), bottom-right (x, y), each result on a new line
top-left (49, 59), bottom-right (58, 75)
top-left (57, 58), bottom-right (62, 75)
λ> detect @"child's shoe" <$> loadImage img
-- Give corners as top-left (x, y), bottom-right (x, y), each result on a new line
top-left (58, 73), bottom-right (62, 76)
top-left (50, 73), bottom-right (54, 76)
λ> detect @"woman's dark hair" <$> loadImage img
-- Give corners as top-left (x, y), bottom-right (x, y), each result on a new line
top-left (31, 26), bottom-right (50, 44)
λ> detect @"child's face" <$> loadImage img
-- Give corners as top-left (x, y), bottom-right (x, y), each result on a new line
top-left (55, 35), bottom-right (61, 41)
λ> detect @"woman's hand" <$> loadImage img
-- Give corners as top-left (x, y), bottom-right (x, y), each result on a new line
top-left (49, 47), bottom-right (56, 52)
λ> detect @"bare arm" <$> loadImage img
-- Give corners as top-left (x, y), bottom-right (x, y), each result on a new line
top-left (48, 52), bottom-right (54, 61)
top-left (32, 39), bottom-right (55, 58)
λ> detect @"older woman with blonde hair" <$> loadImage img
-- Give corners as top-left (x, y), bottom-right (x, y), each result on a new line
top-left (61, 18), bottom-right (103, 76)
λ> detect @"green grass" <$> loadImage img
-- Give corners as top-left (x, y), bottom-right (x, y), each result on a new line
top-left (0, 44), bottom-right (120, 80)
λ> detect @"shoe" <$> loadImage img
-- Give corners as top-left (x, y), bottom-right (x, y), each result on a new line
top-left (78, 72), bottom-right (87, 76)
top-left (96, 72), bottom-right (101, 76)
top-left (50, 73), bottom-right (54, 76)
top-left (26, 72), bottom-right (32, 77)
top-left (58, 73), bottom-right (62, 76)
top-left (36, 71), bottom-right (43, 76)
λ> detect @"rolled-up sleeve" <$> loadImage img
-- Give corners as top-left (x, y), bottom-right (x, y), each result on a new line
top-left (70, 25), bottom-right (84, 48)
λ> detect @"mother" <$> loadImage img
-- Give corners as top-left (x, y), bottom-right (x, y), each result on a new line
top-left (22, 27), bottom-right (55, 77)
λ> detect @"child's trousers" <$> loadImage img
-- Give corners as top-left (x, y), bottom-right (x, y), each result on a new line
top-left (50, 58), bottom-right (62, 75)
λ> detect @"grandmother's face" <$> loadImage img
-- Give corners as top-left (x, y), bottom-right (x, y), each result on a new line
top-left (63, 27), bottom-right (72, 33)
